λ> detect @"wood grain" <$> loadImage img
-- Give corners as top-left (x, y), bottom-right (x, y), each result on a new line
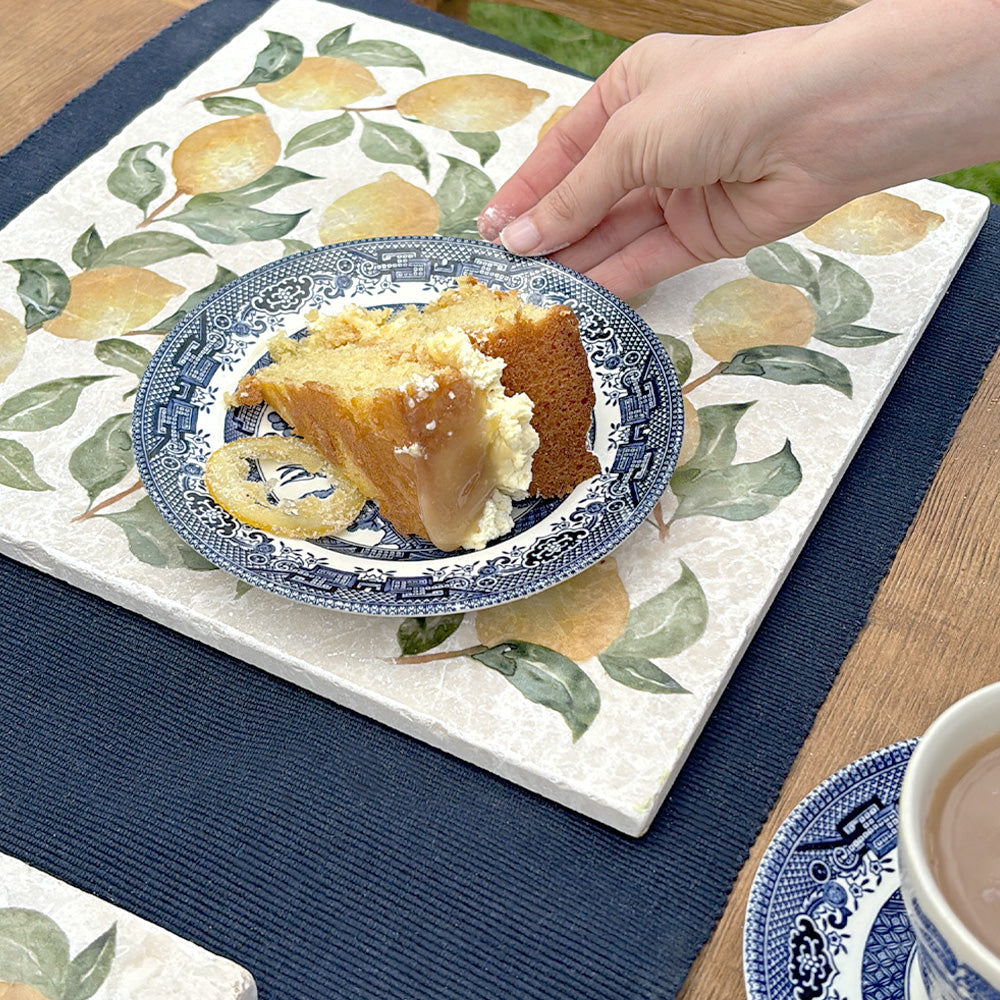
top-left (0, 0), bottom-right (207, 156)
top-left (678, 346), bottom-right (1000, 999)
top-left (2, 3), bottom-right (997, 999)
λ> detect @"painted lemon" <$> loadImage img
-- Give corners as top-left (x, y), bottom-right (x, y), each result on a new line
top-left (692, 276), bottom-right (816, 362)
top-left (397, 74), bottom-right (548, 132)
top-left (475, 557), bottom-right (629, 663)
top-left (255, 56), bottom-right (383, 110)
top-left (318, 172), bottom-right (440, 244)
top-left (44, 266), bottom-right (183, 340)
top-left (676, 397), bottom-right (700, 468)
top-left (172, 114), bottom-right (281, 194)
top-left (537, 104), bottom-right (570, 141)
top-left (804, 192), bottom-right (944, 255)
top-left (0, 308), bottom-right (27, 381)
top-left (0, 985), bottom-right (50, 1000)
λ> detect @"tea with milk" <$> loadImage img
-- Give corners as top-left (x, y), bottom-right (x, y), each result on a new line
top-left (926, 730), bottom-right (1000, 957)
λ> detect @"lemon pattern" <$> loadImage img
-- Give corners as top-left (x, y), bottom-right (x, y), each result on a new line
top-left (317, 171), bottom-right (440, 242)
top-left (396, 74), bottom-right (549, 131)
top-left (804, 192), bottom-right (945, 255)
top-left (255, 55), bottom-right (384, 109)
top-left (0, 908), bottom-right (115, 1000)
top-left (0, 11), bottom-right (955, 742)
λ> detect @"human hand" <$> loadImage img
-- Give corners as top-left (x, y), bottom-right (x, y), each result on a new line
top-left (478, 0), bottom-right (1000, 300)
top-left (478, 28), bottom-right (853, 300)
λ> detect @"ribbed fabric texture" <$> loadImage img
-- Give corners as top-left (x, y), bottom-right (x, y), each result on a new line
top-left (2, 2), bottom-right (1000, 997)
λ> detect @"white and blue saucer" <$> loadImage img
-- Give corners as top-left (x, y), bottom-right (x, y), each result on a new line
top-left (744, 740), bottom-right (929, 1000)
top-left (132, 237), bottom-right (683, 616)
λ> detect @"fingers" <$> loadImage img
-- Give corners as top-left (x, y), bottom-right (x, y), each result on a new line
top-left (496, 109), bottom-right (649, 257)
top-left (478, 84), bottom-right (611, 241)
top-left (534, 188), bottom-right (703, 299)
top-left (552, 187), bottom-right (669, 275)
top-left (477, 58), bottom-right (648, 247)
top-left (552, 185), bottom-right (791, 300)
top-left (580, 226), bottom-right (704, 300)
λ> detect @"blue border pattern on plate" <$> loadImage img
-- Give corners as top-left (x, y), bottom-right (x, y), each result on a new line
top-left (744, 740), bottom-right (922, 1000)
top-left (132, 236), bottom-right (682, 616)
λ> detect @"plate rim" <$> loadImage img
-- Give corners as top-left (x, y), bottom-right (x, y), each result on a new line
top-left (743, 738), bottom-right (919, 1000)
top-left (132, 235), bottom-right (683, 616)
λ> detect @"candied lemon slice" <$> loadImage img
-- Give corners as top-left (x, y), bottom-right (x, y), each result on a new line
top-left (204, 436), bottom-right (366, 539)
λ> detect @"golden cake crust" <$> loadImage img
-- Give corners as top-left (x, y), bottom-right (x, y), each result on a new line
top-left (423, 276), bottom-right (600, 496)
top-left (244, 370), bottom-right (484, 541)
top-left (230, 277), bottom-right (598, 548)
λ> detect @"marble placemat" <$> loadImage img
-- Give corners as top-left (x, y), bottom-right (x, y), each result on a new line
top-left (0, 0), bottom-right (988, 835)
top-left (0, 852), bottom-right (255, 999)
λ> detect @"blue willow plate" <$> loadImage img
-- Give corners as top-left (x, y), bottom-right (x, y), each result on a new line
top-left (132, 236), bottom-right (683, 616)
top-left (744, 740), bottom-right (929, 1000)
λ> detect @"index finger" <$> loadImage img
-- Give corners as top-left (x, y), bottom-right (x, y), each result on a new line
top-left (478, 81), bottom-right (615, 240)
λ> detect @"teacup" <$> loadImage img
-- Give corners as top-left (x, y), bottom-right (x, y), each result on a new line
top-left (898, 682), bottom-right (1000, 1000)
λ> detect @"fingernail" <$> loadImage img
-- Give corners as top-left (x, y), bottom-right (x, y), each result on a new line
top-left (499, 216), bottom-right (542, 256)
top-left (478, 205), bottom-right (513, 242)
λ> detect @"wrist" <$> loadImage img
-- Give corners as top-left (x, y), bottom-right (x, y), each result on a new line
top-left (790, 0), bottom-right (1000, 195)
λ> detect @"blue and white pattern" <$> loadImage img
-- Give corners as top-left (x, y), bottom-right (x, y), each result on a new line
top-left (133, 236), bottom-right (683, 616)
top-left (744, 741), bottom-right (928, 1000)
top-left (905, 891), bottom-right (1000, 1000)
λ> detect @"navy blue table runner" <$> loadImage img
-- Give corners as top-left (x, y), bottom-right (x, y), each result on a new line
top-left (3, 1), bottom-right (1000, 997)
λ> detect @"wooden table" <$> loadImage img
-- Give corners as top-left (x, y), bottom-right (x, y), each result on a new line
top-left (4, 2), bottom-right (999, 998)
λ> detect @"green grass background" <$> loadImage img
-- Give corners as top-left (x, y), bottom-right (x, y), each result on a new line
top-left (468, 1), bottom-right (1000, 202)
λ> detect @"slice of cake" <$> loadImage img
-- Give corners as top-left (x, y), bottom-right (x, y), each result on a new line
top-left (422, 276), bottom-right (600, 496)
top-left (231, 277), bottom-right (597, 551)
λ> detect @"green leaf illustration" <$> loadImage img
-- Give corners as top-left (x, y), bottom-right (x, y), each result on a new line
top-left (317, 24), bottom-right (425, 70)
top-left (239, 30), bottom-right (304, 87)
top-left (598, 654), bottom-right (690, 694)
top-left (202, 95), bottom-right (266, 117)
top-left (811, 252), bottom-right (874, 330)
top-left (813, 323), bottom-right (900, 348)
top-left (604, 562), bottom-right (707, 661)
top-left (359, 117), bottom-right (430, 180)
top-left (671, 439), bottom-right (802, 523)
top-left (0, 375), bottom-right (112, 432)
top-left (100, 495), bottom-right (216, 570)
top-left (316, 24), bottom-right (353, 50)
top-left (107, 141), bottom-right (169, 213)
top-left (71, 225), bottom-right (106, 270)
top-left (473, 640), bottom-right (600, 740)
top-left (165, 195), bottom-right (307, 244)
top-left (679, 401), bottom-right (755, 473)
top-left (0, 438), bottom-right (54, 491)
top-left (397, 614), bottom-right (464, 655)
top-left (746, 243), bottom-right (895, 345)
top-left (746, 241), bottom-right (820, 297)
top-left (69, 413), bottom-right (134, 504)
top-left (92, 230), bottom-right (208, 268)
top-left (434, 156), bottom-right (495, 238)
top-left (64, 923), bottom-right (117, 1000)
top-left (95, 338), bottom-right (153, 378)
top-left (145, 265), bottom-right (239, 333)
top-left (224, 165), bottom-right (320, 204)
top-left (340, 39), bottom-right (425, 71)
top-left (281, 239), bottom-right (313, 257)
top-left (5, 257), bottom-right (71, 330)
top-left (0, 907), bottom-right (70, 998)
top-left (450, 130), bottom-right (500, 167)
top-left (659, 333), bottom-right (693, 386)
top-left (285, 114), bottom-right (355, 157)
top-left (723, 345), bottom-right (853, 397)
